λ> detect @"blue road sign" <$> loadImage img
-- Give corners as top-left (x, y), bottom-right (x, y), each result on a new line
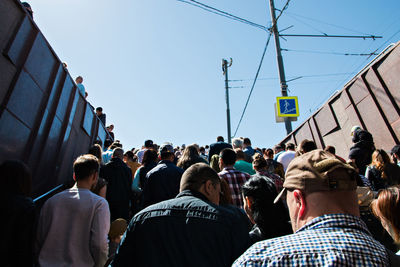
top-left (276, 96), bottom-right (299, 117)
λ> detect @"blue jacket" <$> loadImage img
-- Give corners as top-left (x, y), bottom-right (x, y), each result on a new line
top-left (112, 190), bottom-right (251, 267)
top-left (142, 160), bottom-right (184, 207)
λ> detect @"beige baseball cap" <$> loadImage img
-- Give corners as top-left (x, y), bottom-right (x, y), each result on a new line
top-left (274, 149), bottom-right (358, 203)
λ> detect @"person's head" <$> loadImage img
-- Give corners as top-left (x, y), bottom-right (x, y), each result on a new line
top-left (199, 146), bottom-right (206, 154)
top-left (243, 138), bottom-right (251, 148)
top-left (286, 143), bottom-right (295, 151)
top-left (371, 149), bottom-right (390, 169)
top-left (21, 2), bottom-right (33, 17)
top-left (112, 148), bottom-right (124, 160)
top-left (242, 176), bottom-right (289, 235)
top-left (298, 139), bottom-right (317, 155)
top-left (217, 136), bottom-right (224, 142)
top-left (142, 149), bottom-right (158, 166)
top-left (108, 124), bottom-right (114, 131)
top-left (159, 142), bottom-right (175, 161)
top-left (219, 148), bottom-right (236, 169)
top-left (91, 177), bottom-right (107, 198)
top-left (391, 145), bottom-right (400, 164)
top-left (88, 144), bottom-right (103, 164)
top-left (232, 138), bottom-right (243, 149)
top-left (274, 149), bottom-right (359, 232)
top-left (324, 145), bottom-right (336, 155)
top-left (180, 163), bottom-right (221, 205)
top-left (144, 139), bottom-right (153, 149)
top-left (273, 144), bottom-right (284, 154)
top-left (252, 154), bottom-right (267, 172)
top-left (177, 145), bottom-right (200, 169)
top-left (75, 76), bottom-right (83, 84)
top-left (264, 148), bottom-right (274, 159)
top-left (123, 150), bottom-right (135, 163)
top-left (371, 186), bottom-right (400, 243)
top-left (95, 107), bottom-right (103, 116)
top-left (0, 160), bottom-right (32, 197)
top-left (73, 154), bottom-right (100, 186)
top-left (235, 149), bottom-right (246, 161)
top-left (351, 125), bottom-right (361, 137)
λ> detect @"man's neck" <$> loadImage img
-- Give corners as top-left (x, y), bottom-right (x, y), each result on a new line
top-left (75, 181), bottom-right (92, 190)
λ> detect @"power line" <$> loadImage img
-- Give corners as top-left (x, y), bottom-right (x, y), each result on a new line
top-left (275, 0), bottom-right (291, 22)
top-left (282, 48), bottom-right (378, 56)
top-left (233, 33), bottom-right (273, 137)
top-left (229, 72), bottom-right (356, 82)
top-left (285, 11), bottom-right (375, 36)
top-left (177, 0), bottom-right (268, 31)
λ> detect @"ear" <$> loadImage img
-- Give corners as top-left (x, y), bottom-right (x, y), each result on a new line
top-left (73, 173), bottom-right (77, 182)
top-left (245, 196), bottom-right (253, 210)
top-left (204, 180), bottom-right (213, 196)
top-left (293, 190), bottom-right (307, 218)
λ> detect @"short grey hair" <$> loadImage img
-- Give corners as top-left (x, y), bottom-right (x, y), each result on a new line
top-left (232, 138), bottom-right (243, 149)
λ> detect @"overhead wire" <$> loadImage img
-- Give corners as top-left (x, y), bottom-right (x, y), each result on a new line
top-left (229, 72), bottom-right (355, 82)
top-left (232, 32), bottom-right (273, 137)
top-left (282, 48), bottom-right (378, 56)
top-left (177, 0), bottom-right (268, 31)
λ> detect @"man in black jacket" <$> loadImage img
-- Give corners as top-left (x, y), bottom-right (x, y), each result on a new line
top-left (208, 136), bottom-right (232, 162)
top-left (142, 143), bottom-right (184, 207)
top-left (101, 148), bottom-right (132, 221)
top-left (112, 163), bottom-right (251, 267)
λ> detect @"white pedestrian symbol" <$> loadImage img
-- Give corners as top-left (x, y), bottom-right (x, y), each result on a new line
top-left (283, 100), bottom-right (296, 114)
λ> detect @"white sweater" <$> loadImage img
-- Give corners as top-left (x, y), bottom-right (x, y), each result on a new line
top-left (36, 186), bottom-right (110, 267)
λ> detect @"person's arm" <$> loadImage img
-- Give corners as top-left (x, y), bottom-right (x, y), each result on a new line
top-left (90, 199), bottom-right (110, 267)
top-left (132, 168), bottom-right (141, 191)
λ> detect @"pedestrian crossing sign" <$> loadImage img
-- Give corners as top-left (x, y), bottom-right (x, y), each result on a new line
top-left (276, 96), bottom-right (299, 117)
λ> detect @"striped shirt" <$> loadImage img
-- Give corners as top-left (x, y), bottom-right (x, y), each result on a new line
top-left (233, 213), bottom-right (389, 266)
top-left (218, 167), bottom-right (250, 209)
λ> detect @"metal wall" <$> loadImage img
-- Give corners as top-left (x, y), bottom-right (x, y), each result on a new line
top-left (0, 0), bottom-right (109, 198)
top-left (281, 41), bottom-right (400, 159)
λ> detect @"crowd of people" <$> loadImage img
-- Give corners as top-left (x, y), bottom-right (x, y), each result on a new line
top-left (3, 126), bottom-right (400, 266)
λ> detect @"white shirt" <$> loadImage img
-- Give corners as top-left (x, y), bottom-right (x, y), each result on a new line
top-left (277, 150), bottom-right (296, 172)
top-left (36, 186), bottom-right (110, 267)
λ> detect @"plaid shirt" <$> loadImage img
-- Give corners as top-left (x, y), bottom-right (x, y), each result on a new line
top-left (233, 213), bottom-right (389, 266)
top-left (218, 167), bottom-right (250, 209)
top-left (257, 170), bottom-right (283, 191)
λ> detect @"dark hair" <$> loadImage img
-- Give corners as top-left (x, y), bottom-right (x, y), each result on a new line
top-left (92, 178), bottom-right (107, 196)
top-left (220, 148), bottom-right (236, 166)
top-left (142, 149), bottom-right (158, 166)
top-left (264, 148), bottom-right (274, 158)
top-left (180, 163), bottom-right (220, 192)
top-left (96, 107), bottom-right (103, 112)
top-left (299, 139), bottom-right (317, 154)
top-left (371, 186), bottom-right (400, 242)
top-left (124, 150), bottom-right (135, 161)
top-left (199, 146), bottom-right (205, 153)
top-left (0, 160), bottom-right (32, 196)
top-left (324, 145), bottom-right (336, 155)
top-left (177, 145), bottom-right (203, 170)
top-left (242, 176), bottom-right (291, 239)
top-left (88, 144), bottom-right (103, 164)
top-left (243, 138), bottom-right (251, 146)
top-left (235, 149), bottom-right (246, 160)
top-left (286, 143), bottom-right (295, 150)
top-left (73, 154), bottom-right (99, 181)
top-left (252, 154), bottom-right (267, 171)
top-left (217, 136), bottom-right (224, 142)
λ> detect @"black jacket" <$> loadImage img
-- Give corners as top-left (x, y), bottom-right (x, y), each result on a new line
top-left (142, 160), bottom-right (184, 207)
top-left (112, 190), bottom-right (251, 267)
top-left (208, 141), bottom-right (232, 161)
top-left (101, 157), bottom-right (132, 204)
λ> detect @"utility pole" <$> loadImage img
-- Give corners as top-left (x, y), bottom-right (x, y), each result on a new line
top-left (269, 0), bottom-right (292, 135)
top-left (222, 58), bottom-right (232, 144)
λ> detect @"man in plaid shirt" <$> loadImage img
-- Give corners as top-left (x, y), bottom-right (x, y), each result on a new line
top-left (233, 150), bottom-right (391, 266)
top-left (218, 148), bottom-right (250, 209)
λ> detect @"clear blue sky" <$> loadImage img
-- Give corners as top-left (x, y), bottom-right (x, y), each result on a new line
top-left (30, 0), bottom-right (400, 150)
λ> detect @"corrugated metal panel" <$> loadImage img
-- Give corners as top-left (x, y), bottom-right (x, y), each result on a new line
top-left (281, 41), bottom-right (400, 159)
